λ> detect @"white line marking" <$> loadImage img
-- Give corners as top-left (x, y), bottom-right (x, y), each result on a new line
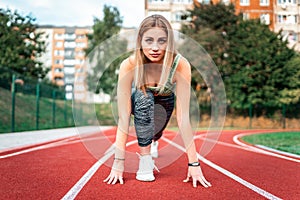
top-left (0, 135), bottom-right (115, 159)
top-left (0, 137), bottom-right (76, 159)
top-left (161, 136), bottom-right (282, 200)
top-left (61, 144), bottom-right (115, 200)
top-left (233, 133), bottom-right (300, 163)
top-left (255, 145), bottom-right (300, 159)
top-left (61, 140), bottom-right (138, 200)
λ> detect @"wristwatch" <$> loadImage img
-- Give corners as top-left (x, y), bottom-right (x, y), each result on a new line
top-left (188, 162), bottom-right (200, 167)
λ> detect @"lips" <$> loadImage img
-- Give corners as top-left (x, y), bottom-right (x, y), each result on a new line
top-left (150, 54), bottom-right (160, 58)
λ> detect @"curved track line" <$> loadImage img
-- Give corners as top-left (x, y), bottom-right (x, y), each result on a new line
top-left (233, 133), bottom-right (300, 163)
top-left (161, 136), bottom-right (282, 200)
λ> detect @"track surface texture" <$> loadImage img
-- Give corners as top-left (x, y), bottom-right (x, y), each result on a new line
top-left (0, 128), bottom-right (299, 199)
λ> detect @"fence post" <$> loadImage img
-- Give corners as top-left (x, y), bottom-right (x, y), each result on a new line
top-left (52, 90), bottom-right (56, 128)
top-left (11, 74), bottom-right (16, 132)
top-left (64, 95), bottom-right (67, 126)
top-left (282, 104), bottom-right (286, 129)
top-left (249, 104), bottom-right (253, 129)
top-left (36, 83), bottom-right (40, 130)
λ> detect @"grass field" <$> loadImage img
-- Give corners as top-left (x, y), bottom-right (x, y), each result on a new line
top-left (241, 131), bottom-right (300, 155)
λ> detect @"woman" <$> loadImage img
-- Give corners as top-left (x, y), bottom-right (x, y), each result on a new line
top-left (104, 14), bottom-right (211, 188)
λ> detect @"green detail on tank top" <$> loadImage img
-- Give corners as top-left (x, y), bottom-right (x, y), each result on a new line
top-left (147, 54), bottom-right (181, 95)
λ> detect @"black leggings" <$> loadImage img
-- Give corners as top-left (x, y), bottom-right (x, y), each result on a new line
top-left (131, 89), bottom-right (175, 147)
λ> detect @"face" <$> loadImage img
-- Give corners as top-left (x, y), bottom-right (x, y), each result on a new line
top-left (141, 27), bottom-right (167, 63)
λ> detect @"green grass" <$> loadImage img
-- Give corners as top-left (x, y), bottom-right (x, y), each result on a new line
top-left (241, 131), bottom-right (300, 155)
top-left (0, 86), bottom-right (119, 133)
top-left (0, 87), bottom-right (75, 133)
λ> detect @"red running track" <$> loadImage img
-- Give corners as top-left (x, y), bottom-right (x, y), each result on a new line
top-left (0, 128), bottom-right (299, 199)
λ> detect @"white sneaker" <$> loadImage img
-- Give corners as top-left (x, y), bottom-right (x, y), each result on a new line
top-left (136, 153), bottom-right (159, 182)
top-left (151, 141), bottom-right (159, 158)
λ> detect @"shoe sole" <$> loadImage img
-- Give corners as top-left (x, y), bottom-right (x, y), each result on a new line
top-left (136, 175), bottom-right (155, 182)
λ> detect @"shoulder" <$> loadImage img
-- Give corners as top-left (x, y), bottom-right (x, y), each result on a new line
top-left (176, 55), bottom-right (191, 74)
top-left (119, 54), bottom-right (136, 73)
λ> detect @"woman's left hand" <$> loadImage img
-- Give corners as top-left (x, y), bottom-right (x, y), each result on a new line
top-left (183, 166), bottom-right (212, 188)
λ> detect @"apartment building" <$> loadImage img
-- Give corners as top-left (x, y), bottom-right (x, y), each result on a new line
top-left (37, 25), bottom-right (91, 101)
top-left (233, 0), bottom-right (274, 29)
top-left (145, 0), bottom-right (194, 30)
top-left (273, 0), bottom-right (300, 51)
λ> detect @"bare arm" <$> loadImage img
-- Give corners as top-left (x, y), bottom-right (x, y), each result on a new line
top-left (175, 57), bottom-right (211, 188)
top-left (104, 57), bottom-right (134, 185)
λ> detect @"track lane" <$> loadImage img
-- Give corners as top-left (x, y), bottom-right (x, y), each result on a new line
top-left (0, 129), bottom-right (298, 199)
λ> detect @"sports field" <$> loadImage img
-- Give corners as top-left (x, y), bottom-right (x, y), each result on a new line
top-left (0, 128), bottom-right (299, 199)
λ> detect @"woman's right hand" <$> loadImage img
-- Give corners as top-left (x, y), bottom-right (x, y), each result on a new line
top-left (103, 160), bottom-right (125, 185)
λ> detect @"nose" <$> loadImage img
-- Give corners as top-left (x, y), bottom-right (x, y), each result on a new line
top-left (151, 42), bottom-right (159, 51)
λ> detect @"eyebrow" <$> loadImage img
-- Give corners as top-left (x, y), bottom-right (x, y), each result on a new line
top-left (144, 36), bottom-right (167, 39)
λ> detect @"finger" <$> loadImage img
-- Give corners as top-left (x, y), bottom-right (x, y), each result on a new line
top-left (103, 175), bottom-right (111, 183)
top-left (198, 178), bottom-right (209, 188)
top-left (198, 176), bottom-right (212, 188)
top-left (200, 176), bottom-right (212, 187)
top-left (193, 178), bottom-right (197, 188)
top-left (107, 176), bottom-right (114, 184)
top-left (112, 176), bottom-right (118, 185)
top-left (183, 176), bottom-right (190, 183)
top-left (119, 177), bottom-right (124, 184)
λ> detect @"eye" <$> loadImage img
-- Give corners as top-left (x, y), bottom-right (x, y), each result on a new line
top-left (145, 38), bottom-right (153, 43)
top-left (158, 38), bottom-right (167, 44)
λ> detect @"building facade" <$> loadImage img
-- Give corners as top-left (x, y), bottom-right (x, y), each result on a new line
top-left (37, 26), bottom-right (91, 101)
top-left (145, 0), bottom-right (194, 30)
top-left (273, 0), bottom-right (300, 51)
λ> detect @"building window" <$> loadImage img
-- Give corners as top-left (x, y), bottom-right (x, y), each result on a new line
top-left (54, 68), bottom-right (63, 73)
top-left (260, 14), bottom-right (270, 25)
top-left (54, 59), bottom-right (63, 64)
top-left (277, 14), bottom-right (297, 24)
top-left (148, 0), bottom-right (169, 3)
top-left (76, 34), bottom-right (86, 39)
top-left (65, 50), bottom-right (74, 57)
top-left (64, 59), bottom-right (77, 65)
top-left (76, 42), bottom-right (87, 48)
top-left (76, 50), bottom-right (85, 57)
top-left (277, 0), bottom-right (296, 4)
top-left (260, 0), bottom-right (269, 5)
top-left (173, 0), bottom-right (192, 4)
top-left (64, 67), bottom-right (75, 74)
top-left (55, 41), bottom-right (63, 48)
top-left (65, 33), bottom-right (76, 40)
top-left (54, 33), bottom-right (64, 40)
top-left (64, 41), bottom-right (76, 48)
top-left (54, 50), bottom-right (64, 56)
top-left (240, 0), bottom-right (250, 6)
top-left (242, 13), bottom-right (250, 20)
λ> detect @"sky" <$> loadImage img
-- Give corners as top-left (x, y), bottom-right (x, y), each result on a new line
top-left (0, 0), bottom-right (145, 28)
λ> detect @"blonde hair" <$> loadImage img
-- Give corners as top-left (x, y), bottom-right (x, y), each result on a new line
top-left (134, 14), bottom-right (176, 94)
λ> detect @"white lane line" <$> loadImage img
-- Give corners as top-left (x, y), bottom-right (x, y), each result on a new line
top-left (161, 136), bottom-right (282, 200)
top-left (233, 133), bottom-right (300, 163)
top-left (255, 145), bottom-right (300, 159)
top-left (0, 135), bottom-right (115, 159)
top-left (61, 140), bottom-right (138, 200)
top-left (194, 133), bottom-right (300, 163)
top-left (0, 137), bottom-right (77, 159)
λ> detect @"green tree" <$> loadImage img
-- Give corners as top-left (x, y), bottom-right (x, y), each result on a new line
top-left (278, 54), bottom-right (300, 105)
top-left (181, 2), bottom-right (241, 104)
top-left (225, 19), bottom-right (296, 110)
top-left (85, 5), bottom-right (127, 95)
top-left (0, 8), bottom-right (47, 84)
